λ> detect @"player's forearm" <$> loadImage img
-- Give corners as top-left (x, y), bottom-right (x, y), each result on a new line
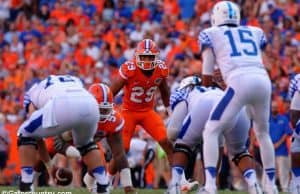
top-left (162, 94), bottom-right (170, 107)
top-left (202, 74), bottom-right (213, 87)
top-left (159, 79), bottom-right (170, 107)
top-left (37, 139), bottom-right (52, 167)
top-left (274, 134), bottom-right (287, 148)
top-left (108, 132), bottom-right (129, 170)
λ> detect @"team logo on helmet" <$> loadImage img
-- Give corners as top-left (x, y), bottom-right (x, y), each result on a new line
top-left (88, 83), bottom-right (113, 122)
top-left (135, 39), bottom-right (160, 71)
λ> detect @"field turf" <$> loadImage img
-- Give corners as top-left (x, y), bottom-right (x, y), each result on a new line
top-left (0, 187), bottom-right (287, 194)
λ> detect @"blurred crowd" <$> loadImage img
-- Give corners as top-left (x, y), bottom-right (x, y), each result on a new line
top-left (0, 0), bottom-right (300, 191)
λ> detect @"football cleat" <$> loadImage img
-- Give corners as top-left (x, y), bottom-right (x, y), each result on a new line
top-left (248, 183), bottom-right (263, 194)
top-left (166, 183), bottom-right (181, 194)
top-left (180, 179), bottom-right (199, 193)
top-left (197, 187), bottom-right (216, 194)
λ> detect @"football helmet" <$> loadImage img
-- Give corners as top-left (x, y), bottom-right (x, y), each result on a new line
top-left (211, 1), bottom-right (240, 27)
top-left (178, 76), bottom-right (202, 90)
top-left (88, 83), bottom-right (113, 122)
top-left (135, 39), bottom-right (159, 70)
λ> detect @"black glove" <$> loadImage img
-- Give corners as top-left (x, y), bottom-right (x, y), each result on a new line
top-left (104, 149), bottom-right (112, 163)
top-left (54, 135), bottom-right (70, 154)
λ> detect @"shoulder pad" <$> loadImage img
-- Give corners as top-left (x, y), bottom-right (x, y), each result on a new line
top-left (119, 61), bottom-right (136, 79)
top-left (157, 60), bottom-right (169, 77)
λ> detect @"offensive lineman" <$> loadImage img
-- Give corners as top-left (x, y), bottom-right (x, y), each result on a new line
top-left (19, 75), bottom-right (109, 193)
top-left (167, 77), bottom-right (262, 194)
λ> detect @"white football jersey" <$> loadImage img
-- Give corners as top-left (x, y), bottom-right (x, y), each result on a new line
top-left (199, 25), bottom-right (268, 82)
top-left (26, 75), bottom-right (84, 109)
top-left (289, 74), bottom-right (300, 99)
top-left (170, 86), bottom-right (212, 112)
top-left (186, 87), bottom-right (208, 111)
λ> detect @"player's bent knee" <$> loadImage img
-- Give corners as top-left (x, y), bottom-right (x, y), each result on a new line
top-left (174, 143), bottom-right (193, 159)
top-left (17, 135), bottom-right (38, 149)
top-left (232, 150), bottom-right (252, 166)
top-left (77, 141), bottom-right (98, 157)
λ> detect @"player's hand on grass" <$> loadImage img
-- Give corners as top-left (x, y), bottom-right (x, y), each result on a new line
top-left (124, 186), bottom-right (138, 194)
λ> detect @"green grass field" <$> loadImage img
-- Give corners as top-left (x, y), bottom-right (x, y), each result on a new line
top-left (0, 187), bottom-right (288, 194)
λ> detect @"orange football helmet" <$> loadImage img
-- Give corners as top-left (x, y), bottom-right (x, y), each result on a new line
top-left (88, 83), bottom-right (113, 122)
top-left (135, 39), bottom-right (159, 70)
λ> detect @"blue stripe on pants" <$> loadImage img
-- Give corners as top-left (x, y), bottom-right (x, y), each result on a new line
top-left (24, 115), bottom-right (43, 133)
top-left (211, 87), bottom-right (235, 120)
top-left (178, 116), bottom-right (191, 139)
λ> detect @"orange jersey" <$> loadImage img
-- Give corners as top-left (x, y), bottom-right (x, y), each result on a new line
top-left (44, 137), bottom-right (56, 156)
top-left (119, 60), bottom-right (169, 111)
top-left (95, 108), bottom-right (124, 138)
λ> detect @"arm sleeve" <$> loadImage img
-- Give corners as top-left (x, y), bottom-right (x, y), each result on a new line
top-left (198, 31), bottom-right (213, 53)
top-left (170, 89), bottom-right (189, 111)
top-left (288, 76), bottom-right (298, 99)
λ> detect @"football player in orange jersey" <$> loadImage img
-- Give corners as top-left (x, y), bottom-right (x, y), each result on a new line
top-left (84, 83), bottom-right (135, 193)
top-left (110, 39), bottom-right (174, 165)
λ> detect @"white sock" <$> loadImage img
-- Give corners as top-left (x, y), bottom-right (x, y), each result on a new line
top-left (181, 172), bottom-right (188, 184)
top-left (170, 166), bottom-right (183, 186)
top-left (83, 172), bottom-right (96, 190)
top-left (255, 128), bottom-right (276, 185)
top-left (264, 168), bottom-right (276, 185)
top-left (204, 167), bottom-right (217, 190)
top-left (202, 124), bottom-right (219, 190)
top-left (21, 167), bottom-right (34, 183)
top-left (92, 166), bottom-right (108, 185)
top-left (243, 169), bottom-right (257, 187)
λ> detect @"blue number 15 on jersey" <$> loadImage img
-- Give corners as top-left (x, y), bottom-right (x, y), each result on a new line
top-left (224, 29), bottom-right (258, 57)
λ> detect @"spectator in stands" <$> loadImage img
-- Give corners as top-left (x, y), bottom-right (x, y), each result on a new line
top-left (0, 113), bottom-right (10, 185)
top-left (269, 100), bottom-right (293, 192)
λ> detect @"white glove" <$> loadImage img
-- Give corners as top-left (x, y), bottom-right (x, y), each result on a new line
top-left (65, 146), bottom-right (81, 159)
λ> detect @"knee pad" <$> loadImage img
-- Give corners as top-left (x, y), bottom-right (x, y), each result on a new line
top-left (77, 141), bottom-right (98, 157)
top-left (17, 135), bottom-right (38, 149)
top-left (232, 150), bottom-right (252, 166)
top-left (174, 143), bottom-right (193, 159)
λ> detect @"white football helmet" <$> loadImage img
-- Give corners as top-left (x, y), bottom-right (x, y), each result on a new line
top-left (211, 1), bottom-right (240, 27)
top-left (178, 76), bottom-right (202, 90)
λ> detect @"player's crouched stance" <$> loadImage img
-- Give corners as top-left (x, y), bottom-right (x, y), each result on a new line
top-left (18, 75), bottom-right (110, 194)
top-left (83, 83), bottom-right (135, 194)
top-left (166, 78), bottom-right (262, 194)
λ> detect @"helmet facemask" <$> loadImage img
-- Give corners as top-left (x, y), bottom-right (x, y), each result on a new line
top-left (136, 53), bottom-right (158, 70)
top-left (99, 102), bottom-right (113, 122)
